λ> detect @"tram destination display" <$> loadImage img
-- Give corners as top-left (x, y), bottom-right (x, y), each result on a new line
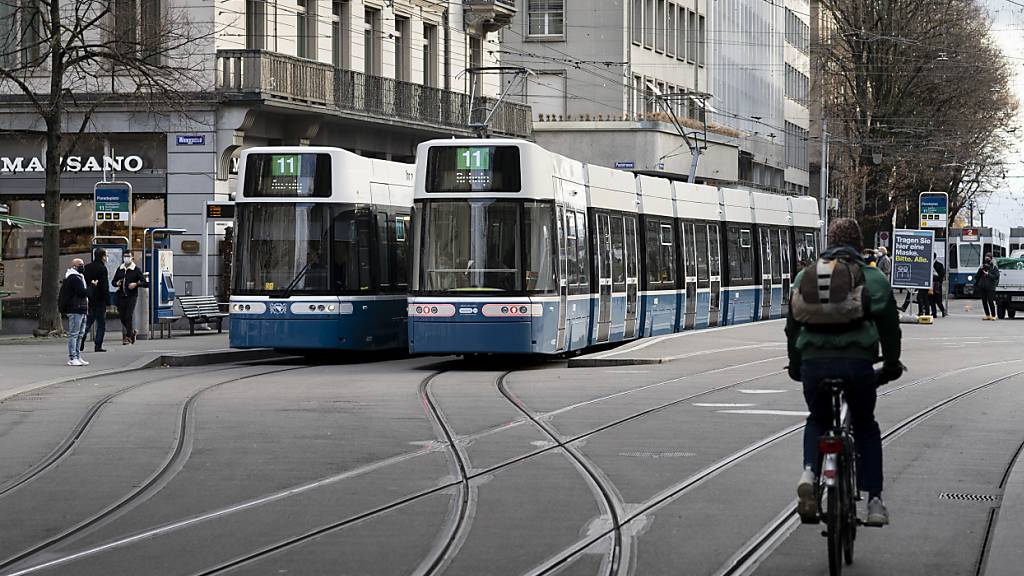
top-left (425, 146), bottom-right (521, 192)
top-left (243, 153), bottom-right (331, 198)
top-left (891, 229), bottom-right (935, 290)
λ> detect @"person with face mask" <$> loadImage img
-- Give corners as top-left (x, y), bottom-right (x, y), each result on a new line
top-left (975, 253), bottom-right (1000, 320)
top-left (59, 258), bottom-right (90, 366)
top-left (82, 248), bottom-right (110, 352)
top-left (112, 253), bottom-right (149, 344)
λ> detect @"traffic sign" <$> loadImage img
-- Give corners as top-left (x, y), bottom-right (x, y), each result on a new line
top-left (891, 229), bottom-right (935, 290)
top-left (95, 182), bottom-right (131, 222)
top-left (919, 192), bottom-right (948, 234)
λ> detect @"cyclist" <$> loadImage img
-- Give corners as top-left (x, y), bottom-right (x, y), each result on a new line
top-left (786, 218), bottom-right (903, 526)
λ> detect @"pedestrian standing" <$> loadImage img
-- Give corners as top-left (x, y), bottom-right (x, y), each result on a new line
top-left (82, 248), bottom-right (109, 352)
top-left (877, 247), bottom-right (892, 278)
top-left (112, 253), bottom-right (148, 344)
top-left (930, 255), bottom-right (947, 318)
top-left (975, 253), bottom-right (1000, 320)
top-left (59, 258), bottom-right (90, 366)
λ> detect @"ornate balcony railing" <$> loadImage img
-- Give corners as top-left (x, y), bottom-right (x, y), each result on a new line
top-left (216, 50), bottom-right (532, 138)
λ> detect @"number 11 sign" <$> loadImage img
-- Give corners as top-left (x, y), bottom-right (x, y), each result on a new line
top-left (457, 147), bottom-right (490, 171)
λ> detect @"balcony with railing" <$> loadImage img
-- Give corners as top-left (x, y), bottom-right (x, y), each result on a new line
top-left (216, 50), bottom-right (532, 139)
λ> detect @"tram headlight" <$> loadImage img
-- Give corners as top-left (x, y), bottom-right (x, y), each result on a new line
top-left (416, 306), bottom-right (423, 314)
top-left (431, 307), bottom-right (439, 314)
top-left (519, 306), bottom-right (528, 314)
top-left (501, 306), bottom-right (509, 314)
top-left (968, 275), bottom-right (974, 282)
top-left (318, 305), bottom-right (325, 311)
top-left (328, 305), bottom-right (336, 311)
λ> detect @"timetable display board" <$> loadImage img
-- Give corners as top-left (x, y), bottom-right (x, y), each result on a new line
top-left (425, 146), bottom-right (522, 192)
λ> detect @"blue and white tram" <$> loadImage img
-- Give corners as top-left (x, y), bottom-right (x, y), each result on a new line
top-left (948, 227), bottom-right (1008, 297)
top-left (1009, 227), bottom-right (1024, 257)
top-left (408, 138), bottom-right (821, 356)
top-left (229, 147), bottom-right (414, 351)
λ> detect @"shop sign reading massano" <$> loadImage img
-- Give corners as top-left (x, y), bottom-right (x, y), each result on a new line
top-left (0, 154), bottom-right (145, 174)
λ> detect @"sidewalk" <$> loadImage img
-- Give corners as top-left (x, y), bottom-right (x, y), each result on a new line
top-left (985, 448), bottom-right (1024, 576)
top-left (0, 330), bottom-right (277, 401)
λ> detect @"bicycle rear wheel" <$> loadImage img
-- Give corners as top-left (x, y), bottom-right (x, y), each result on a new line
top-left (826, 481), bottom-right (844, 576)
top-left (843, 442), bottom-right (857, 565)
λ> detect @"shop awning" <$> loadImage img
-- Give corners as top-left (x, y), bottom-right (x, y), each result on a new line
top-left (2, 215), bottom-right (57, 227)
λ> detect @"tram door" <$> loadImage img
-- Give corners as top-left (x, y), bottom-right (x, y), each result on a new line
top-left (624, 216), bottom-right (640, 338)
top-left (708, 223), bottom-right (722, 327)
top-left (759, 228), bottom-right (773, 320)
top-left (778, 229), bottom-right (791, 316)
top-left (596, 213), bottom-right (613, 342)
top-left (682, 222), bottom-right (698, 329)
top-left (555, 204), bottom-right (568, 351)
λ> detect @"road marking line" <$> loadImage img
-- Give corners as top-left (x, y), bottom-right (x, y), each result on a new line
top-left (737, 389), bottom-right (788, 394)
top-left (717, 409), bottom-right (809, 416)
top-left (693, 403), bottom-right (757, 408)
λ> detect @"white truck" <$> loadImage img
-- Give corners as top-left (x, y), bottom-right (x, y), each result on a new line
top-left (995, 257), bottom-right (1024, 319)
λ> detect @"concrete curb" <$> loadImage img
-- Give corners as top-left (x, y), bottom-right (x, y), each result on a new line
top-left (0, 348), bottom-right (281, 403)
top-left (983, 444), bottom-right (1024, 576)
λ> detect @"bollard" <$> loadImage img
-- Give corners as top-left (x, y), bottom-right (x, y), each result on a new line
top-left (135, 286), bottom-right (150, 340)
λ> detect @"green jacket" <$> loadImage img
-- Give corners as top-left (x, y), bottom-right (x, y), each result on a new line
top-left (786, 250), bottom-right (902, 366)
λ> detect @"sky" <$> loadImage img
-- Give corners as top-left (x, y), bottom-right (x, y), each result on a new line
top-left (980, 0), bottom-right (1024, 233)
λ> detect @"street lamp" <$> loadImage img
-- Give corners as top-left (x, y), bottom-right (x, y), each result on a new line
top-left (980, 208), bottom-right (986, 227)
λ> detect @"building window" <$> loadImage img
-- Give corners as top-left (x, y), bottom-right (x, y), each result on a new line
top-left (666, 3), bottom-right (675, 57)
top-left (296, 0), bottom-right (316, 59)
top-left (246, 0), bottom-right (266, 50)
top-left (786, 8), bottom-right (810, 54)
top-left (644, 0), bottom-right (654, 47)
top-left (0, 0), bottom-right (44, 67)
top-left (655, 0), bottom-right (665, 52)
top-left (785, 122), bottom-right (809, 169)
top-left (785, 64), bottom-right (809, 105)
top-left (113, 0), bottom-right (163, 63)
top-left (697, 14), bottom-right (705, 66)
top-left (528, 0), bottom-right (564, 38)
top-left (675, 4), bottom-right (685, 61)
top-left (469, 35), bottom-right (482, 95)
top-left (394, 16), bottom-right (409, 81)
top-left (332, 1), bottom-right (350, 68)
top-left (631, 0), bottom-right (642, 46)
top-left (423, 23), bottom-right (438, 87)
top-left (364, 8), bottom-right (380, 75)
top-left (526, 71), bottom-right (566, 119)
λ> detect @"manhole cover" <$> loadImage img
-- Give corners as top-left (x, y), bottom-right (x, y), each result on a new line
top-left (937, 492), bottom-right (1001, 503)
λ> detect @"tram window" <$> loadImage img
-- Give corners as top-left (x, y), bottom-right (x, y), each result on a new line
top-left (611, 215), bottom-right (626, 290)
top-left (709, 224), bottom-right (721, 278)
top-left (524, 201), bottom-right (558, 293)
top-left (806, 233), bottom-right (817, 260)
top-left (683, 222), bottom-right (697, 279)
top-left (759, 228), bottom-right (771, 280)
top-left (576, 211), bottom-right (589, 289)
top-left (695, 224), bottom-right (709, 288)
top-left (333, 209), bottom-right (372, 292)
top-left (779, 229), bottom-right (791, 279)
top-left (393, 214), bottom-right (410, 288)
top-left (646, 220), bottom-right (660, 285)
top-left (626, 217), bottom-right (639, 281)
top-left (770, 228), bottom-right (782, 282)
top-left (557, 205), bottom-right (568, 289)
top-left (243, 153), bottom-right (332, 197)
top-left (949, 244), bottom-right (958, 269)
top-left (566, 209), bottom-right (579, 287)
top-left (659, 224), bottom-right (675, 284)
top-left (377, 213), bottom-right (391, 289)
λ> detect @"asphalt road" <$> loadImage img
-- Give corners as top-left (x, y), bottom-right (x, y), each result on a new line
top-left (1, 301), bottom-right (1022, 576)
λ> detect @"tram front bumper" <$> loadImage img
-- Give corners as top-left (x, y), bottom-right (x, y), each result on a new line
top-left (409, 320), bottom-right (533, 354)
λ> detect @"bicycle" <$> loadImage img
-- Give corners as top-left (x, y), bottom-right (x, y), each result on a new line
top-left (807, 363), bottom-right (904, 576)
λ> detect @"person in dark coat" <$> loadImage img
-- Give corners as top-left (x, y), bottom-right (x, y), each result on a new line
top-left (975, 253), bottom-right (1000, 320)
top-left (112, 253), bottom-right (149, 344)
top-left (61, 258), bottom-right (90, 366)
top-left (930, 256), bottom-right (947, 318)
top-left (82, 248), bottom-right (110, 352)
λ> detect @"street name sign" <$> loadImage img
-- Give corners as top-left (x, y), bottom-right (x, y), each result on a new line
top-left (891, 229), bottom-right (935, 290)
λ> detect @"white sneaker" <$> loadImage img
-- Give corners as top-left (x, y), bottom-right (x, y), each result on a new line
top-left (865, 497), bottom-right (889, 526)
top-left (796, 468), bottom-right (818, 523)
top-left (68, 359), bottom-right (79, 366)
top-left (78, 358), bottom-right (89, 366)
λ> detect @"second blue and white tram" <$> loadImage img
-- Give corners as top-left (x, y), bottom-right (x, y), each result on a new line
top-left (229, 147), bottom-right (414, 351)
top-left (408, 139), bottom-right (821, 356)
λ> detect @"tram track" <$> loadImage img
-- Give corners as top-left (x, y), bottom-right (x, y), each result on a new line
top-left (1, 354), bottom-right (795, 576)
top-left (0, 363), bottom-right (249, 499)
top-left (0, 364), bottom-right (308, 573)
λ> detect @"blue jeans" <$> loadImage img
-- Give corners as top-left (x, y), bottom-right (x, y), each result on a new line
top-left (67, 313), bottom-right (87, 360)
top-left (801, 358), bottom-right (883, 497)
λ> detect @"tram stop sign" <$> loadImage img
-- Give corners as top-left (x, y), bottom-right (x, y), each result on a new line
top-left (891, 229), bottom-right (935, 290)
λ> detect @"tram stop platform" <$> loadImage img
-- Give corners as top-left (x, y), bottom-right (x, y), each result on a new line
top-left (0, 331), bottom-right (276, 402)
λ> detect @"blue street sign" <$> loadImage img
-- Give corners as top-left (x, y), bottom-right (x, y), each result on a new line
top-left (94, 183), bottom-right (131, 222)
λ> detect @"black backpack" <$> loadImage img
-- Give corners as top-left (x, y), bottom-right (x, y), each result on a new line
top-left (791, 251), bottom-right (872, 331)
top-left (57, 278), bottom-right (72, 314)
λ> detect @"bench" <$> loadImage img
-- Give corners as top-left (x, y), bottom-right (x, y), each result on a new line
top-left (177, 295), bottom-right (228, 335)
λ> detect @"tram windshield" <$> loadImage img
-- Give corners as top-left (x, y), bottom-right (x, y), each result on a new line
top-left (415, 200), bottom-right (557, 294)
top-left (234, 203), bottom-right (331, 294)
top-left (959, 244), bottom-right (982, 269)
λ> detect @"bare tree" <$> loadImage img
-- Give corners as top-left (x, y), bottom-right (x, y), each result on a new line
top-left (818, 0), bottom-right (1017, 242)
top-left (0, 0), bottom-right (213, 335)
